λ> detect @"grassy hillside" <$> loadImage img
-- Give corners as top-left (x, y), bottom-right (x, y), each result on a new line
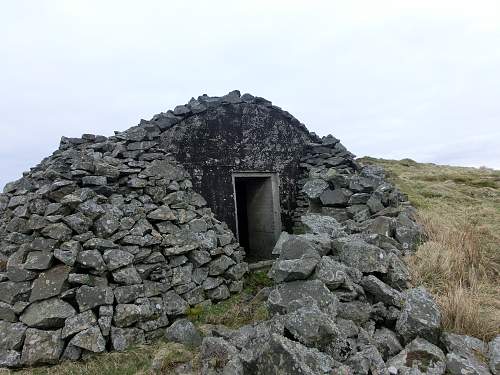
top-left (359, 157), bottom-right (500, 340)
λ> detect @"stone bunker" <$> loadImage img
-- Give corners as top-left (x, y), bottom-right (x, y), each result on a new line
top-left (0, 90), bottom-right (438, 370)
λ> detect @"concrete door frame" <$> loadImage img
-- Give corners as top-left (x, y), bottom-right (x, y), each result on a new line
top-left (231, 171), bottom-right (282, 250)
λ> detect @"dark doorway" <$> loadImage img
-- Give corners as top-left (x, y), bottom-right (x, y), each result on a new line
top-left (233, 173), bottom-right (282, 261)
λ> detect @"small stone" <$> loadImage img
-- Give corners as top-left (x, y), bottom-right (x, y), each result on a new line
top-left (76, 285), bottom-right (114, 311)
top-left (70, 326), bottom-right (106, 353)
top-left (112, 266), bottom-right (142, 285)
top-left (110, 327), bottom-right (145, 351)
top-left (30, 265), bottom-right (71, 302)
top-left (0, 321), bottom-right (27, 350)
top-left (62, 310), bottom-right (97, 338)
top-left (103, 249), bottom-right (134, 271)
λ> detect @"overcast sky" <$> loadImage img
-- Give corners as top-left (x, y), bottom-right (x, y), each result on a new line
top-left (1, 0), bottom-right (499, 189)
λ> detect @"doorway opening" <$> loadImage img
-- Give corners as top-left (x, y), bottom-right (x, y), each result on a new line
top-left (232, 172), bottom-right (282, 261)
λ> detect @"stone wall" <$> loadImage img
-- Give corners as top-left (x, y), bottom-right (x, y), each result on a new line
top-left (0, 98), bottom-right (251, 367)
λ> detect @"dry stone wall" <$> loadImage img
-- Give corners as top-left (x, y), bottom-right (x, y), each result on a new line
top-left (0, 99), bottom-right (250, 367)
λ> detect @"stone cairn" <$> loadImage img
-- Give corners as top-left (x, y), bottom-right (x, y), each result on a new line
top-left (0, 98), bottom-right (249, 367)
top-left (0, 91), bottom-right (499, 374)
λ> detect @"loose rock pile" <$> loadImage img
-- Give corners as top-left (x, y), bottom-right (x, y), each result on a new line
top-left (191, 135), bottom-right (499, 374)
top-left (1, 91), bottom-right (498, 373)
top-left (0, 109), bottom-right (248, 367)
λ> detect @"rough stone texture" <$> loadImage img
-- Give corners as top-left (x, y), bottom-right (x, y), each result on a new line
top-left (387, 338), bottom-right (446, 375)
top-left (20, 298), bottom-right (76, 329)
top-left (396, 287), bottom-right (441, 345)
top-left (490, 336), bottom-right (500, 375)
top-left (165, 319), bottom-right (202, 347)
top-left (21, 328), bottom-right (64, 366)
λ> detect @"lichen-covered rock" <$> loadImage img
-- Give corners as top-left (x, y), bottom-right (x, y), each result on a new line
top-left (165, 319), bottom-right (202, 347)
top-left (20, 298), bottom-right (76, 329)
top-left (248, 333), bottom-right (339, 375)
top-left (21, 328), bottom-right (65, 366)
top-left (0, 321), bottom-right (26, 350)
top-left (69, 326), bottom-right (106, 353)
top-left (396, 287), bottom-right (441, 344)
top-left (441, 332), bottom-right (491, 375)
top-left (267, 280), bottom-right (338, 315)
top-left (387, 337), bottom-right (446, 375)
top-left (110, 327), bottom-right (145, 351)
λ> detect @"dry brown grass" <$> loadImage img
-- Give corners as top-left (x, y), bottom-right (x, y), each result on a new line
top-left (360, 157), bottom-right (500, 340)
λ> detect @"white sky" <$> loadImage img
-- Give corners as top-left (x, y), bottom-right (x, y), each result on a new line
top-left (1, 0), bottom-right (499, 188)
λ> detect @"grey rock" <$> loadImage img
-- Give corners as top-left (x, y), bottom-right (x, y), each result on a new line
top-left (0, 302), bottom-right (16, 322)
top-left (0, 321), bottom-right (27, 350)
top-left (387, 337), bottom-right (446, 375)
top-left (0, 349), bottom-right (21, 368)
top-left (112, 266), bottom-right (142, 285)
top-left (110, 327), bottom-right (145, 351)
top-left (300, 214), bottom-right (346, 237)
top-left (103, 249), bottom-right (134, 271)
top-left (396, 287), bottom-right (441, 344)
top-left (165, 319), bottom-right (202, 347)
top-left (346, 345), bottom-right (386, 375)
top-left (320, 188), bottom-right (352, 207)
top-left (373, 327), bottom-right (403, 360)
top-left (21, 328), bottom-right (64, 366)
top-left (270, 237), bottom-right (320, 283)
top-left (41, 222), bottom-right (73, 241)
top-left (82, 176), bottom-right (107, 186)
top-left (225, 262), bottom-right (249, 280)
top-left (490, 336), bottom-right (500, 374)
top-left (62, 310), bottom-right (97, 338)
top-left (302, 179), bottom-right (329, 200)
top-left (54, 240), bottom-right (81, 266)
top-left (271, 231), bottom-right (291, 255)
top-left (441, 332), bottom-right (491, 375)
top-left (267, 279), bottom-right (338, 315)
top-left (23, 251), bottom-right (53, 270)
top-left (206, 284), bottom-right (230, 301)
top-left (249, 333), bottom-right (338, 375)
top-left (361, 275), bottom-right (402, 306)
top-left (0, 281), bottom-right (31, 304)
top-left (113, 303), bottom-right (153, 327)
top-left (76, 285), bottom-right (114, 311)
top-left (163, 291), bottom-right (189, 316)
top-left (20, 298), bottom-right (76, 329)
top-left (114, 284), bottom-right (144, 303)
top-left (333, 236), bottom-right (389, 274)
top-left (77, 250), bottom-right (107, 273)
top-left (63, 212), bottom-right (92, 234)
top-left (30, 265), bottom-right (71, 302)
top-left (313, 256), bottom-right (361, 290)
top-left (69, 326), bottom-right (106, 353)
top-left (208, 255), bottom-right (235, 276)
top-left (94, 213), bottom-right (121, 238)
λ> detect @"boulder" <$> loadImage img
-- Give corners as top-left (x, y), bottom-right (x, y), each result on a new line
top-left (30, 265), bottom-right (71, 302)
top-left (320, 188), bottom-right (352, 207)
top-left (267, 280), bottom-right (338, 315)
top-left (396, 287), bottom-right (441, 344)
top-left (62, 310), bottom-right (97, 338)
top-left (248, 333), bottom-right (339, 375)
top-left (165, 319), bottom-right (202, 347)
top-left (110, 327), bottom-right (145, 351)
top-left (70, 326), bottom-right (106, 353)
top-left (361, 275), bottom-right (402, 306)
top-left (333, 236), bottom-right (389, 274)
top-left (20, 298), bottom-right (76, 329)
top-left (300, 214), bottom-right (346, 238)
top-left (76, 285), bottom-right (114, 311)
top-left (0, 349), bottom-right (21, 368)
top-left (387, 337), bottom-right (446, 375)
top-left (302, 179), bottom-right (329, 200)
top-left (441, 332), bottom-right (491, 375)
top-left (0, 321), bottom-right (27, 350)
top-left (21, 328), bottom-right (65, 366)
